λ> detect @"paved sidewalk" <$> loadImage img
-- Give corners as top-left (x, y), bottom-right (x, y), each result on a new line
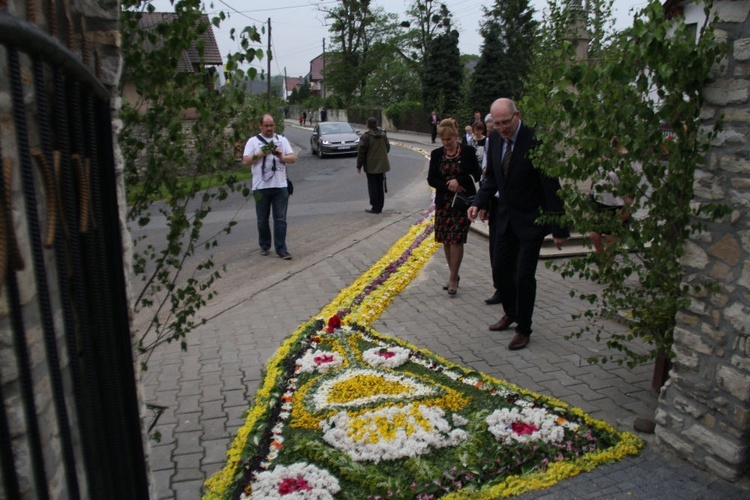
top-left (140, 124), bottom-right (750, 499)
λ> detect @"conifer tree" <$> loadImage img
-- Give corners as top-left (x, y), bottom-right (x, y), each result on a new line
top-left (467, 0), bottom-right (538, 108)
top-left (422, 29), bottom-right (462, 115)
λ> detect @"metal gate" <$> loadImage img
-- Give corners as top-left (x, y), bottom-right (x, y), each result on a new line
top-left (0, 8), bottom-right (148, 500)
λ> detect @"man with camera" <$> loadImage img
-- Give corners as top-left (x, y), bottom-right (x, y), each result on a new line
top-left (243, 114), bottom-right (297, 259)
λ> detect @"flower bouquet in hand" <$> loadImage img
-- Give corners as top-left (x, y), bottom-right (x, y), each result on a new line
top-left (261, 141), bottom-right (278, 157)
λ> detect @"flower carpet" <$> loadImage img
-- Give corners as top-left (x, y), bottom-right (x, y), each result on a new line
top-left (203, 211), bottom-right (642, 499)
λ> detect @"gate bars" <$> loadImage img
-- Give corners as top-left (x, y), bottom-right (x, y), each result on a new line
top-left (0, 10), bottom-right (149, 499)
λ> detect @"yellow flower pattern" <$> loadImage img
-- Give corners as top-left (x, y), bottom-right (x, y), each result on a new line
top-left (203, 212), bottom-right (643, 499)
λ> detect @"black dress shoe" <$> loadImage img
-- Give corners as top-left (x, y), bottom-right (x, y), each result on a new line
top-left (489, 315), bottom-right (514, 331)
top-left (365, 208), bottom-right (381, 214)
top-left (508, 331), bottom-right (530, 350)
top-left (484, 291), bottom-right (502, 305)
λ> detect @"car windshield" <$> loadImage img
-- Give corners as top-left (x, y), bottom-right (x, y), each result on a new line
top-left (320, 123), bottom-right (353, 134)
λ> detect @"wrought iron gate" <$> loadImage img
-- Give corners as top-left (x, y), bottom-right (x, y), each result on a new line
top-left (0, 9), bottom-right (148, 500)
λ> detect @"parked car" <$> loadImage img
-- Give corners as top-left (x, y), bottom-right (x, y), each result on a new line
top-left (310, 121), bottom-right (360, 158)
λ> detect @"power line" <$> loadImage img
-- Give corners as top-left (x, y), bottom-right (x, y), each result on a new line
top-left (216, 0), bottom-right (264, 23)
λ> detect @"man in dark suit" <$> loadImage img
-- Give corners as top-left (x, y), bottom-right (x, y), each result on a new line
top-left (468, 98), bottom-right (569, 350)
top-left (428, 110), bottom-right (439, 143)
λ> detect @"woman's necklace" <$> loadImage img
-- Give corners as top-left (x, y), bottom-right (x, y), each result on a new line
top-left (445, 146), bottom-right (460, 159)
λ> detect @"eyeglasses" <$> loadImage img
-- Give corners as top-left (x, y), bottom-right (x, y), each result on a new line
top-left (494, 113), bottom-right (517, 128)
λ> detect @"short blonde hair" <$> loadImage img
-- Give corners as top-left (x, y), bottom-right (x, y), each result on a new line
top-left (437, 118), bottom-right (459, 138)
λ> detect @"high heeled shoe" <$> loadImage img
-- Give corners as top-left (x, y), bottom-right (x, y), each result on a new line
top-left (447, 277), bottom-right (459, 296)
top-left (442, 276), bottom-right (460, 291)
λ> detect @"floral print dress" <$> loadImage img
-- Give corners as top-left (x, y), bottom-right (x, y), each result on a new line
top-left (435, 152), bottom-right (471, 245)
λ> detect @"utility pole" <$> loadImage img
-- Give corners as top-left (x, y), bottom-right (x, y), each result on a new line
top-left (284, 66), bottom-right (288, 102)
top-left (267, 18), bottom-right (272, 102)
top-left (322, 38), bottom-right (326, 102)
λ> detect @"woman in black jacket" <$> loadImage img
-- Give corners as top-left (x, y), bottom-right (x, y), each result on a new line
top-left (427, 119), bottom-right (482, 296)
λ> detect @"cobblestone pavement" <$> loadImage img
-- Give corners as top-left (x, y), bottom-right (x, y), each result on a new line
top-left (140, 125), bottom-right (750, 499)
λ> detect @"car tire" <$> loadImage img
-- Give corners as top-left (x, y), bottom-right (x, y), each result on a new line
top-left (317, 146), bottom-right (325, 159)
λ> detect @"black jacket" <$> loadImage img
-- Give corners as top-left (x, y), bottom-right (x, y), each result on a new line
top-left (427, 145), bottom-right (482, 208)
top-left (473, 124), bottom-right (569, 239)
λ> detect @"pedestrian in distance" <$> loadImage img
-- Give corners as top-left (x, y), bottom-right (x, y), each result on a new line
top-left (462, 125), bottom-right (473, 146)
top-left (468, 109), bottom-right (483, 127)
top-left (469, 121), bottom-right (487, 164)
top-left (469, 98), bottom-right (569, 350)
top-left (428, 110), bottom-right (440, 144)
top-left (302, 110), bottom-right (307, 126)
top-left (428, 119), bottom-right (482, 297)
top-left (243, 114), bottom-right (297, 260)
top-left (356, 117), bottom-right (391, 214)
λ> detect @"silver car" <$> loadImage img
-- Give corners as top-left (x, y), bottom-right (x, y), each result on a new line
top-left (310, 122), bottom-right (360, 158)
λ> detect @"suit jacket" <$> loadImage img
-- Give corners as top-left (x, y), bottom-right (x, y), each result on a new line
top-left (427, 145), bottom-right (482, 208)
top-left (473, 124), bottom-right (569, 240)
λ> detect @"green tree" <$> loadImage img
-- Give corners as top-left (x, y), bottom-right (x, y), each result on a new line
top-left (321, 0), bottom-right (398, 106)
top-left (361, 43), bottom-right (422, 106)
top-left (120, 0), bottom-right (271, 364)
top-left (522, 0), bottom-right (726, 367)
top-left (467, 0), bottom-right (538, 111)
top-left (404, 0), bottom-right (453, 64)
top-left (422, 27), bottom-right (462, 115)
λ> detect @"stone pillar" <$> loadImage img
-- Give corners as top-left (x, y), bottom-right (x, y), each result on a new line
top-left (655, 1), bottom-right (750, 482)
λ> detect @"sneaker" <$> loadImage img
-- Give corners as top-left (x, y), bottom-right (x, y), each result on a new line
top-left (260, 248), bottom-right (270, 256)
top-left (278, 251), bottom-right (292, 260)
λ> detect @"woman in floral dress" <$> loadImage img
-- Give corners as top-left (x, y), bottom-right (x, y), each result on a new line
top-left (427, 119), bottom-right (482, 296)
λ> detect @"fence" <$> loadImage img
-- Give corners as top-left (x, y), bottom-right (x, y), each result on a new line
top-left (0, 9), bottom-right (148, 499)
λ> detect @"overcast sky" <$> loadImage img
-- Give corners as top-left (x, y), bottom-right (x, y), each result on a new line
top-left (151, 0), bottom-right (650, 78)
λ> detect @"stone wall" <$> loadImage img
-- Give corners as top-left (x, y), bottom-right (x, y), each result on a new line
top-left (655, 0), bottom-right (750, 481)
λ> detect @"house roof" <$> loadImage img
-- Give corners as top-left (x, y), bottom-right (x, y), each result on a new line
top-left (137, 12), bottom-right (223, 72)
top-left (286, 77), bottom-right (303, 90)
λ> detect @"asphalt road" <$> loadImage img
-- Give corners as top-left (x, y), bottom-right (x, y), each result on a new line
top-left (129, 125), bottom-right (430, 332)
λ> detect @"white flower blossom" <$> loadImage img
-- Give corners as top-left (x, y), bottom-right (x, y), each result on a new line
top-left (319, 404), bottom-right (467, 463)
top-left (485, 407), bottom-right (569, 445)
top-left (243, 462), bottom-right (341, 499)
top-left (362, 346), bottom-right (411, 368)
top-left (296, 350), bottom-right (343, 374)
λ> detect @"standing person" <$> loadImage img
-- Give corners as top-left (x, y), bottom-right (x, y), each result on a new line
top-left (469, 98), bottom-right (569, 350)
top-left (483, 113), bottom-right (502, 305)
top-left (470, 121), bottom-right (487, 163)
top-left (243, 114), bottom-right (297, 259)
top-left (302, 110), bottom-right (307, 126)
top-left (428, 119), bottom-right (482, 296)
top-left (588, 138), bottom-right (641, 270)
top-left (428, 110), bottom-right (439, 144)
top-left (468, 109), bottom-right (483, 127)
top-left (462, 125), bottom-right (473, 146)
top-left (320, 108), bottom-right (328, 122)
top-left (356, 117), bottom-right (391, 214)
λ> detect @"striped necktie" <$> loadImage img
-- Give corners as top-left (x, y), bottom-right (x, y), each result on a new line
top-left (502, 139), bottom-right (513, 177)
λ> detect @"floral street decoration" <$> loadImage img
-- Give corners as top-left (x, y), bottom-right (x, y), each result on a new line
top-left (204, 213), bottom-right (641, 499)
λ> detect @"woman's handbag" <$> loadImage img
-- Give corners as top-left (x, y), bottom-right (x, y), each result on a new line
top-left (287, 178), bottom-right (294, 195)
top-left (451, 192), bottom-right (474, 209)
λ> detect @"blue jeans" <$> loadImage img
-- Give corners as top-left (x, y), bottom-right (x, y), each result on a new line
top-left (255, 187), bottom-right (289, 254)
